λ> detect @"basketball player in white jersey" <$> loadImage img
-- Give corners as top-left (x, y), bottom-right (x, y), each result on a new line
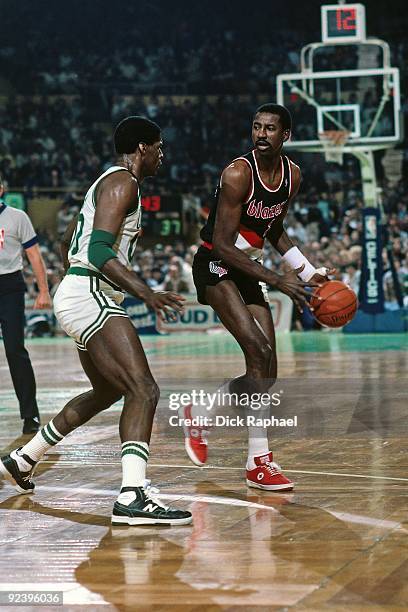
top-left (0, 116), bottom-right (192, 526)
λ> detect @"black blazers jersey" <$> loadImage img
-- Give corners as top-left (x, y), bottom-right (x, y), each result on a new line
top-left (200, 150), bottom-right (293, 261)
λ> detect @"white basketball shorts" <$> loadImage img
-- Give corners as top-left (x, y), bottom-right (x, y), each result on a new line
top-left (53, 271), bottom-right (128, 351)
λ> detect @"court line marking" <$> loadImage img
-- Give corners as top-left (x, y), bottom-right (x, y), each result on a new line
top-left (38, 485), bottom-right (280, 513)
top-left (31, 486), bottom-right (406, 532)
top-left (329, 511), bottom-right (407, 532)
top-left (285, 469), bottom-right (408, 482)
top-left (37, 460), bottom-right (408, 482)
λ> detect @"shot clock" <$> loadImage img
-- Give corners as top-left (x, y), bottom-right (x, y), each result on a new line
top-left (321, 4), bottom-right (366, 43)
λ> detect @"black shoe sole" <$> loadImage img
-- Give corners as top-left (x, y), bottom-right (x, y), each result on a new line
top-left (111, 514), bottom-right (193, 526)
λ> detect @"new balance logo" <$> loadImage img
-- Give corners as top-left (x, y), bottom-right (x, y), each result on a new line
top-left (209, 261), bottom-right (228, 277)
top-left (143, 503), bottom-right (158, 513)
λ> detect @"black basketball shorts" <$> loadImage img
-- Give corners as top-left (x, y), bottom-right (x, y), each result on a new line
top-left (192, 246), bottom-right (269, 306)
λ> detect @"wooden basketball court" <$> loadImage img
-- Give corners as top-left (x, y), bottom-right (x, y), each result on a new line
top-left (0, 331), bottom-right (407, 610)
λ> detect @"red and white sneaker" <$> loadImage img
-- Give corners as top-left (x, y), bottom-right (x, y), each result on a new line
top-left (180, 404), bottom-right (209, 466)
top-left (246, 452), bottom-right (294, 491)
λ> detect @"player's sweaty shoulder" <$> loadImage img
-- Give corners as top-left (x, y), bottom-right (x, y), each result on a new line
top-left (102, 167), bottom-right (138, 190)
top-left (97, 168), bottom-right (139, 203)
top-left (220, 158), bottom-right (251, 190)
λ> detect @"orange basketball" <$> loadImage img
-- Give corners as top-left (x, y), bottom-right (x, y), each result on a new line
top-left (310, 280), bottom-right (358, 328)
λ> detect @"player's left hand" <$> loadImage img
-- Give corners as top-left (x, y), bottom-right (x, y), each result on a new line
top-left (34, 290), bottom-right (52, 309)
top-left (309, 267), bottom-right (336, 284)
top-left (146, 291), bottom-right (186, 321)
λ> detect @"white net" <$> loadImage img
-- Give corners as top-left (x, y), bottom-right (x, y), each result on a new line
top-left (318, 130), bottom-right (350, 164)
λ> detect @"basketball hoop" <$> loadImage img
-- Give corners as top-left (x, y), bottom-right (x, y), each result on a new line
top-left (318, 130), bottom-right (350, 164)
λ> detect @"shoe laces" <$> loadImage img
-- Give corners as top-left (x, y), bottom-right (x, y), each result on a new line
top-left (20, 466), bottom-right (36, 483)
top-left (142, 479), bottom-right (169, 510)
top-left (265, 461), bottom-right (282, 476)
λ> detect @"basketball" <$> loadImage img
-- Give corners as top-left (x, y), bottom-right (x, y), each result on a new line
top-left (310, 280), bottom-right (358, 328)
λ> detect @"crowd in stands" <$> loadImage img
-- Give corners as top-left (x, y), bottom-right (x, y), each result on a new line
top-left (1, 0), bottom-right (407, 96)
top-left (0, 2), bottom-right (337, 96)
top-left (0, 0), bottom-right (406, 328)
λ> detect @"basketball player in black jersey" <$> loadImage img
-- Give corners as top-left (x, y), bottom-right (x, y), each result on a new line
top-left (180, 104), bottom-right (333, 490)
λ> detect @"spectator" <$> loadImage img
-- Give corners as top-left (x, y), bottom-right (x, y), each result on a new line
top-left (163, 261), bottom-right (190, 293)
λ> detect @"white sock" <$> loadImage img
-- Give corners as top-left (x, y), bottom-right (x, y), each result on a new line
top-left (117, 441), bottom-right (149, 505)
top-left (12, 420), bottom-right (64, 470)
top-left (246, 428), bottom-right (270, 470)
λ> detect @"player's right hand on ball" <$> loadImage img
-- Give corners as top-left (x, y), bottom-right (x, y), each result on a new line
top-left (275, 264), bottom-right (320, 313)
top-left (144, 291), bottom-right (186, 321)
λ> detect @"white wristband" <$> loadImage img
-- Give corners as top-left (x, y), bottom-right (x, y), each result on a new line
top-left (282, 246), bottom-right (316, 281)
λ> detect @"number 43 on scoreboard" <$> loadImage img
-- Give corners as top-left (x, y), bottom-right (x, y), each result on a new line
top-left (321, 3), bottom-right (366, 44)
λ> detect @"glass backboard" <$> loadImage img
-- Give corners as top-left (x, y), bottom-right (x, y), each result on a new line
top-left (276, 67), bottom-right (401, 152)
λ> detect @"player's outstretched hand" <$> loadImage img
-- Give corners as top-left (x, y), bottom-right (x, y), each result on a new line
top-left (275, 264), bottom-right (320, 313)
top-left (144, 291), bottom-right (186, 321)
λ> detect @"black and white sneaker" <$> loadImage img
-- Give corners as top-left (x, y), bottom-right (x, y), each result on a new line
top-left (112, 481), bottom-right (192, 526)
top-left (0, 448), bottom-right (37, 494)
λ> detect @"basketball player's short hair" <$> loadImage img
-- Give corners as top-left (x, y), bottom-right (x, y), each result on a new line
top-left (254, 104), bottom-right (292, 131)
top-left (114, 116), bottom-right (161, 154)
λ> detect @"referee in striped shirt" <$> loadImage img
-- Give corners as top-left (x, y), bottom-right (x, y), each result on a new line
top-left (0, 176), bottom-right (52, 434)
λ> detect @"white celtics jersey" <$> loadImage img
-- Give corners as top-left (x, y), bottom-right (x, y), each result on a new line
top-left (69, 166), bottom-right (142, 272)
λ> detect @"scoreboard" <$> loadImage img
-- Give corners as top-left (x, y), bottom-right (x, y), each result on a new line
top-left (141, 195), bottom-right (183, 240)
top-left (321, 4), bottom-right (366, 43)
